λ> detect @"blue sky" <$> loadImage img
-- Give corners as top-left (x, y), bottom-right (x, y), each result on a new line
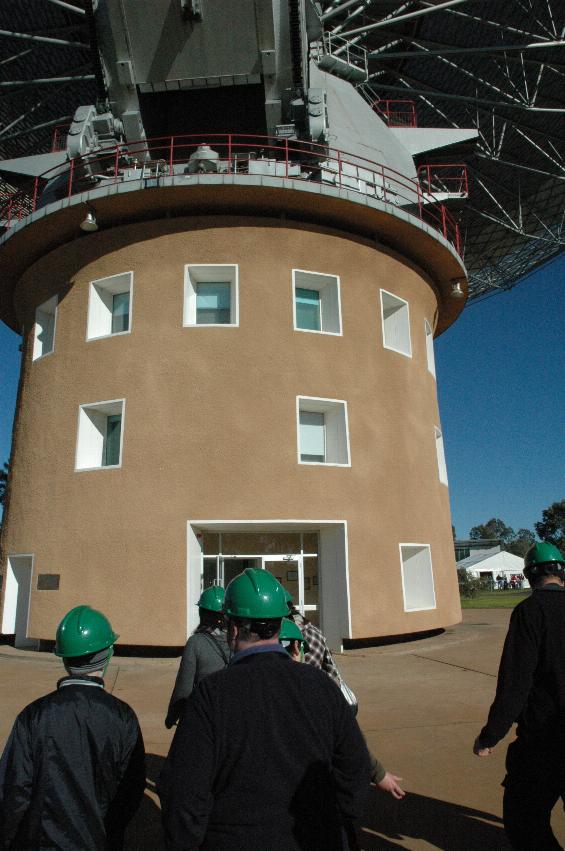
top-left (0, 254), bottom-right (563, 535)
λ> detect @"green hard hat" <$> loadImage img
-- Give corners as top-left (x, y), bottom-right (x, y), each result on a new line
top-left (54, 605), bottom-right (118, 658)
top-left (279, 617), bottom-right (310, 652)
top-left (524, 542), bottom-right (565, 573)
top-left (224, 568), bottom-right (288, 619)
top-left (197, 586), bottom-right (225, 613)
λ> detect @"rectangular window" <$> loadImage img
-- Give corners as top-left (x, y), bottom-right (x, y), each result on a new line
top-left (76, 399), bottom-right (125, 471)
top-left (425, 320), bottom-right (436, 377)
top-left (293, 270), bottom-right (341, 334)
top-left (33, 296), bottom-right (57, 360)
top-left (105, 414), bottom-right (122, 467)
top-left (297, 397), bottom-right (350, 466)
top-left (400, 544), bottom-right (436, 611)
top-left (196, 282), bottom-right (231, 325)
top-left (295, 288), bottom-right (321, 331)
top-left (380, 289), bottom-right (412, 357)
top-left (435, 426), bottom-right (448, 485)
top-left (111, 292), bottom-right (130, 334)
top-left (184, 265), bottom-right (238, 327)
top-left (299, 411), bottom-right (325, 462)
top-left (87, 272), bottom-right (133, 340)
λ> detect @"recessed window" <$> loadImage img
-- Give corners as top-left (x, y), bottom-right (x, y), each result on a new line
top-left (33, 296), bottom-right (57, 360)
top-left (76, 399), bottom-right (125, 471)
top-left (87, 272), bottom-right (132, 340)
top-left (435, 426), bottom-right (448, 485)
top-left (297, 397), bottom-right (350, 466)
top-left (293, 270), bottom-right (341, 334)
top-left (400, 544), bottom-right (436, 611)
top-left (425, 320), bottom-right (436, 377)
top-left (380, 289), bottom-right (412, 357)
top-left (184, 265), bottom-right (238, 327)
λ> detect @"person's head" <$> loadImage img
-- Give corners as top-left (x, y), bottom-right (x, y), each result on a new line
top-left (196, 586), bottom-right (226, 630)
top-left (223, 568), bottom-right (288, 652)
top-left (54, 605), bottom-right (118, 678)
top-left (524, 542), bottom-right (565, 589)
top-left (279, 617), bottom-right (309, 661)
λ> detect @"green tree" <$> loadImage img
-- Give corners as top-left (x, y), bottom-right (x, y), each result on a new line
top-left (0, 462), bottom-right (8, 508)
top-left (535, 500), bottom-right (565, 556)
top-left (457, 568), bottom-right (482, 599)
top-left (469, 518), bottom-right (515, 544)
top-left (506, 528), bottom-right (535, 557)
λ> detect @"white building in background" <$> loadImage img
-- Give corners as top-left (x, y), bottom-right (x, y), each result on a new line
top-left (457, 547), bottom-right (529, 588)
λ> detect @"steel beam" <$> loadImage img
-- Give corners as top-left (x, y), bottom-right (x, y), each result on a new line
top-left (0, 29), bottom-right (90, 49)
top-left (43, 0), bottom-right (85, 15)
top-left (338, 0), bottom-right (474, 39)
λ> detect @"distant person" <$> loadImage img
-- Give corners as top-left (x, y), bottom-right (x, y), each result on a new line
top-left (473, 542), bottom-right (565, 850)
top-left (165, 586), bottom-right (229, 728)
top-left (0, 605), bottom-right (145, 851)
top-left (496, 573), bottom-right (505, 590)
top-left (159, 568), bottom-right (371, 850)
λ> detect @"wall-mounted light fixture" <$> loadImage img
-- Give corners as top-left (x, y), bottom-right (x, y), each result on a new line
top-left (450, 279), bottom-right (465, 299)
top-left (80, 210), bottom-right (98, 232)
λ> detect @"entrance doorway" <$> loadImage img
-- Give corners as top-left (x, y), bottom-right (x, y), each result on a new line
top-left (2, 555), bottom-right (36, 648)
top-left (201, 532), bottom-right (319, 624)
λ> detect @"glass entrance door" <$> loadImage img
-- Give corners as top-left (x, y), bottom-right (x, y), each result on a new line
top-left (264, 556), bottom-right (319, 624)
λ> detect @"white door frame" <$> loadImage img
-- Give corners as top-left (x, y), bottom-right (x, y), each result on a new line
top-left (2, 554), bottom-right (36, 648)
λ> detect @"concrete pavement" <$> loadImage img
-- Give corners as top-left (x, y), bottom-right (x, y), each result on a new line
top-left (1, 609), bottom-right (564, 849)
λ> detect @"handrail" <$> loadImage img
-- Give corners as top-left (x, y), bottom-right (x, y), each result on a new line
top-left (0, 133), bottom-right (462, 257)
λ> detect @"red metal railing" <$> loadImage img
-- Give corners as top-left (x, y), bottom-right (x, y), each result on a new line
top-left (418, 164), bottom-right (469, 198)
top-left (0, 133), bottom-right (462, 257)
top-left (372, 100), bottom-right (417, 128)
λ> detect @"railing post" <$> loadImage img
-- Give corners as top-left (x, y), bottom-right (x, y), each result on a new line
top-left (416, 173), bottom-right (422, 221)
top-left (114, 146), bottom-right (120, 182)
top-left (337, 151), bottom-right (342, 188)
top-left (382, 164), bottom-right (387, 203)
top-left (7, 197), bottom-right (12, 228)
top-left (169, 136), bottom-right (174, 176)
top-left (68, 158), bottom-right (75, 199)
top-left (228, 134), bottom-right (232, 175)
top-left (285, 138), bottom-right (289, 178)
top-left (455, 223), bottom-right (461, 256)
top-left (441, 205), bottom-right (447, 240)
top-left (32, 177), bottom-right (39, 213)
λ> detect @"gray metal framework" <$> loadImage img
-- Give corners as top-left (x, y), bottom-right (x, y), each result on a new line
top-left (0, 1), bottom-right (563, 300)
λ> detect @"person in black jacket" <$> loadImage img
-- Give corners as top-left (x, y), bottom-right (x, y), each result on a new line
top-left (473, 542), bottom-right (565, 850)
top-left (0, 605), bottom-right (145, 851)
top-left (158, 568), bottom-right (371, 851)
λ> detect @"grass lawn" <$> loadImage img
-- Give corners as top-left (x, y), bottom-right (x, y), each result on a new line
top-left (460, 589), bottom-right (530, 609)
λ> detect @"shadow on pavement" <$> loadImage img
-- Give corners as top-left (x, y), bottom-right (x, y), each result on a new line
top-left (360, 790), bottom-right (510, 850)
top-left (125, 753), bottom-right (166, 850)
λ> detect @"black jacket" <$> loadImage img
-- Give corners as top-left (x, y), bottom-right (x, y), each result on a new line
top-left (0, 676), bottom-right (145, 851)
top-left (479, 585), bottom-right (565, 748)
top-left (158, 646), bottom-right (371, 851)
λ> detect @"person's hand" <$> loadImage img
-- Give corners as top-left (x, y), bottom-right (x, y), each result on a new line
top-left (473, 736), bottom-right (493, 756)
top-left (376, 772), bottom-right (405, 799)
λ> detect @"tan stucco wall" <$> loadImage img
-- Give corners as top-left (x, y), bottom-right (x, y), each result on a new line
top-left (1, 215), bottom-right (461, 645)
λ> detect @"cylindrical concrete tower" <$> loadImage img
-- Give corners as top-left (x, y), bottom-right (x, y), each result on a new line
top-left (0, 153), bottom-right (466, 648)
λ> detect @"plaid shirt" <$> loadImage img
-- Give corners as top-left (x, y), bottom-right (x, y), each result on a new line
top-left (293, 614), bottom-right (341, 684)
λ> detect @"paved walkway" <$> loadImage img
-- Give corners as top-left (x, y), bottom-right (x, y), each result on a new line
top-left (1, 609), bottom-right (564, 849)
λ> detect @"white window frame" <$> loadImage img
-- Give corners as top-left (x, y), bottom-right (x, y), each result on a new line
top-left (75, 398), bottom-right (125, 472)
top-left (399, 543), bottom-right (437, 612)
top-left (425, 319), bottom-right (436, 378)
top-left (33, 295), bottom-right (58, 361)
top-left (183, 264), bottom-right (239, 327)
top-left (380, 289), bottom-right (412, 358)
top-left (86, 271), bottom-right (133, 341)
top-left (292, 269), bottom-right (342, 335)
top-left (435, 426), bottom-right (448, 485)
top-left (296, 396), bottom-right (351, 467)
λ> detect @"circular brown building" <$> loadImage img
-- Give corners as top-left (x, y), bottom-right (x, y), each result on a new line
top-left (0, 139), bottom-right (466, 648)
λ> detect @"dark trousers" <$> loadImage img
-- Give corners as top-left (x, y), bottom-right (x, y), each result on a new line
top-left (503, 739), bottom-right (565, 850)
